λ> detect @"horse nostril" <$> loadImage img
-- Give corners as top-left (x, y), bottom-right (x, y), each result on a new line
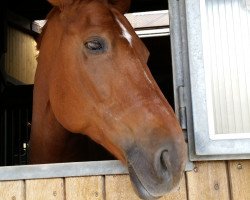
top-left (160, 150), bottom-right (170, 171)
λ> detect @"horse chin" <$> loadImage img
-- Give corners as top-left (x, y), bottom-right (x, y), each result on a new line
top-left (127, 162), bottom-right (162, 200)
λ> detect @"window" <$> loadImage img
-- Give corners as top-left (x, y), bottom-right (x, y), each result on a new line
top-left (170, 0), bottom-right (250, 160)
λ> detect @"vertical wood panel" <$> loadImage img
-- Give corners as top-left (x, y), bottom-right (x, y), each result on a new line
top-left (65, 176), bottom-right (104, 200)
top-left (105, 175), bottom-right (139, 200)
top-left (26, 178), bottom-right (64, 200)
top-left (160, 177), bottom-right (187, 200)
top-left (2, 161), bottom-right (250, 200)
top-left (228, 160), bottom-right (250, 200)
top-left (186, 161), bottom-right (230, 200)
top-left (105, 174), bottom-right (187, 200)
top-left (5, 26), bottom-right (37, 84)
top-left (0, 180), bottom-right (25, 200)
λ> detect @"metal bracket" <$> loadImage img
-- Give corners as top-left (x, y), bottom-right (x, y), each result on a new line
top-left (178, 86), bottom-right (187, 130)
top-left (177, 85), bottom-right (194, 171)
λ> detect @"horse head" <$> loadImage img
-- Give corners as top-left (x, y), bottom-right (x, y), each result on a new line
top-left (30, 0), bottom-right (187, 199)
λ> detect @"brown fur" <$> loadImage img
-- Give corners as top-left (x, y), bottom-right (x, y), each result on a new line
top-left (29, 0), bottom-right (187, 199)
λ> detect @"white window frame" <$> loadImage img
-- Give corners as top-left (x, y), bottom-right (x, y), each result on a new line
top-left (169, 0), bottom-right (250, 160)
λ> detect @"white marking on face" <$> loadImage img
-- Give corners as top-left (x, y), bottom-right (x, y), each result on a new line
top-left (144, 71), bottom-right (152, 85)
top-left (115, 17), bottom-right (132, 46)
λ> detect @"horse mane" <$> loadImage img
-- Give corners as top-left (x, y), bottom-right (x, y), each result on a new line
top-left (36, 8), bottom-right (59, 50)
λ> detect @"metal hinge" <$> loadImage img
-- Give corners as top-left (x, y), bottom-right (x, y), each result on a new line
top-left (177, 86), bottom-right (187, 130)
top-left (177, 86), bottom-right (194, 171)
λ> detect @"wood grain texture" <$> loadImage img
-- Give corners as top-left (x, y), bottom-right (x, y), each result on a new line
top-left (228, 160), bottom-right (250, 200)
top-left (0, 180), bottom-right (25, 200)
top-left (160, 176), bottom-right (187, 200)
top-left (105, 174), bottom-right (187, 200)
top-left (186, 161), bottom-right (230, 200)
top-left (2, 161), bottom-right (250, 200)
top-left (5, 26), bottom-right (37, 84)
top-left (65, 176), bottom-right (104, 200)
top-left (105, 175), bottom-right (139, 200)
top-left (26, 178), bottom-right (64, 200)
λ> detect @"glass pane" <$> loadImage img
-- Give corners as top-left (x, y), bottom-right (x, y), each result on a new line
top-left (201, 0), bottom-right (250, 136)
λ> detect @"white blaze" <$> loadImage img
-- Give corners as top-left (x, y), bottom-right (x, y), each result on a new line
top-left (115, 18), bottom-right (132, 46)
top-left (144, 71), bottom-right (152, 85)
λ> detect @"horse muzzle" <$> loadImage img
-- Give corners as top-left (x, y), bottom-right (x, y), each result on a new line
top-left (125, 137), bottom-right (187, 200)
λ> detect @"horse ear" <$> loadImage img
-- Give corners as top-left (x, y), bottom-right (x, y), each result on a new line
top-left (48, 0), bottom-right (73, 7)
top-left (108, 0), bottom-right (131, 14)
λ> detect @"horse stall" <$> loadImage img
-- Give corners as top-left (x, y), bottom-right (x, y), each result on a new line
top-left (1, 0), bottom-right (250, 199)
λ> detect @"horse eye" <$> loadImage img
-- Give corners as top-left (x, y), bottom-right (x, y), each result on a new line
top-left (84, 38), bottom-right (106, 54)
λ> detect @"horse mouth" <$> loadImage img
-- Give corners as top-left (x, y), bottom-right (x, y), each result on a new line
top-left (127, 162), bottom-right (161, 200)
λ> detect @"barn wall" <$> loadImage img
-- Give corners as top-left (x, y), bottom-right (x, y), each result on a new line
top-left (5, 26), bottom-right (37, 84)
top-left (0, 160), bottom-right (249, 199)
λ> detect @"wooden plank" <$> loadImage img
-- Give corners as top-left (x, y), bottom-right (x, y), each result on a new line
top-left (186, 161), bottom-right (230, 200)
top-left (5, 26), bottom-right (37, 84)
top-left (65, 176), bottom-right (104, 200)
top-left (105, 175), bottom-right (139, 200)
top-left (160, 177), bottom-right (187, 200)
top-left (228, 160), bottom-right (250, 200)
top-left (26, 178), bottom-right (64, 200)
top-left (105, 174), bottom-right (187, 200)
top-left (0, 180), bottom-right (25, 200)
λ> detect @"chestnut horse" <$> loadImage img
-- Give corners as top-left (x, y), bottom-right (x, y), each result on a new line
top-left (29, 0), bottom-right (187, 199)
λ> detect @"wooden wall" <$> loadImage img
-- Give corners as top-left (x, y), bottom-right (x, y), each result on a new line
top-left (5, 26), bottom-right (38, 84)
top-left (0, 160), bottom-right (249, 200)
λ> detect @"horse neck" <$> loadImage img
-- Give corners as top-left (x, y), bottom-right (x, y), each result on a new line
top-left (30, 79), bottom-right (69, 161)
top-left (30, 91), bottom-right (88, 163)
top-left (30, 38), bottom-right (95, 163)
top-left (29, 12), bottom-right (72, 163)
top-left (32, 10), bottom-right (65, 137)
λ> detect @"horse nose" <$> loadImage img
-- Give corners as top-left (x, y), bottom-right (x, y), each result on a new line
top-left (160, 150), bottom-right (170, 171)
top-left (158, 149), bottom-right (176, 177)
top-left (155, 139), bottom-right (186, 185)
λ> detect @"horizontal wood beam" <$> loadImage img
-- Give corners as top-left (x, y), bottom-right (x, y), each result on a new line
top-left (6, 10), bottom-right (40, 36)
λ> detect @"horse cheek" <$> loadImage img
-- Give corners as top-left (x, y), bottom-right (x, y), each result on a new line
top-left (49, 75), bottom-right (88, 133)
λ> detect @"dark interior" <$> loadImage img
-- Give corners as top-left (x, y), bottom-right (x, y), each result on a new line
top-left (0, 0), bottom-right (173, 166)
top-left (142, 36), bottom-right (174, 109)
top-left (4, 0), bottom-right (168, 20)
